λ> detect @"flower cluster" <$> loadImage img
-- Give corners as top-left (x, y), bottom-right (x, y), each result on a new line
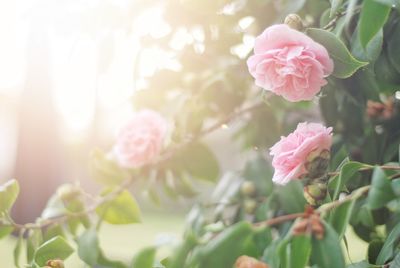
top-left (248, 22), bottom-right (336, 203)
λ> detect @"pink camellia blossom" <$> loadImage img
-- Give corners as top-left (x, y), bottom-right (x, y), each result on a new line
top-left (270, 122), bottom-right (333, 185)
top-left (247, 24), bottom-right (334, 102)
top-left (114, 110), bottom-right (168, 168)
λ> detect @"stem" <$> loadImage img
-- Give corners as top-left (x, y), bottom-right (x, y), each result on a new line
top-left (327, 165), bottom-right (400, 177)
top-left (318, 185), bottom-right (370, 213)
top-left (254, 213), bottom-right (305, 227)
top-left (10, 176), bottom-right (135, 231)
top-left (322, 5), bottom-right (362, 30)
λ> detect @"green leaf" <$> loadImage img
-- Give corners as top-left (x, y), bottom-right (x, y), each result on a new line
top-left (262, 240), bottom-right (283, 268)
top-left (26, 229), bottom-right (43, 264)
top-left (77, 228), bottom-right (100, 266)
top-left (391, 179), bottom-right (400, 196)
top-left (359, 0), bottom-right (391, 48)
top-left (391, 252), bottom-right (400, 268)
top-left (174, 142), bottom-right (219, 182)
top-left (289, 235), bottom-right (311, 268)
top-left (0, 179), bottom-right (20, 213)
top-left (329, 199), bottom-right (355, 238)
top-left (169, 233), bottom-right (198, 268)
top-left (97, 251), bottom-right (127, 268)
top-left (196, 222), bottom-right (253, 268)
top-left (367, 167), bottom-right (396, 209)
top-left (77, 228), bottom-right (127, 268)
top-left (332, 161), bottom-right (365, 200)
top-left (351, 28), bottom-right (383, 62)
top-left (90, 148), bottom-right (129, 186)
top-left (34, 236), bottom-right (74, 266)
top-left (330, 0), bottom-right (343, 17)
top-left (347, 260), bottom-right (380, 267)
top-left (387, 21), bottom-right (400, 74)
top-left (307, 28), bottom-right (368, 78)
top-left (376, 221), bottom-right (400, 264)
top-left (368, 240), bottom-right (383, 264)
top-left (131, 247), bottom-right (156, 268)
top-left (14, 230), bottom-right (24, 268)
top-left (277, 180), bottom-right (307, 213)
top-left (96, 190), bottom-right (141, 224)
top-left (310, 221), bottom-right (345, 268)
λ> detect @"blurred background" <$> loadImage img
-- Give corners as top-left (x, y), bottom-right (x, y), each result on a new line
top-left (0, 0), bottom-right (280, 224)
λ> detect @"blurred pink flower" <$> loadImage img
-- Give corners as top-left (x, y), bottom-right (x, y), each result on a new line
top-left (270, 122), bottom-right (332, 185)
top-left (114, 110), bottom-right (167, 168)
top-left (247, 24), bottom-right (333, 102)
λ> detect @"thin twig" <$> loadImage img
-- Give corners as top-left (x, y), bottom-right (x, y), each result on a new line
top-left (327, 165), bottom-right (400, 177)
top-left (254, 213), bottom-right (306, 227)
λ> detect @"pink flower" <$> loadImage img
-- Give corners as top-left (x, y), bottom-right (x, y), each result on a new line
top-left (114, 110), bottom-right (167, 168)
top-left (247, 24), bottom-right (334, 102)
top-left (270, 122), bottom-right (333, 185)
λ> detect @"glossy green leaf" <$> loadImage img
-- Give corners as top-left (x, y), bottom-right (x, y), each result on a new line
top-left (289, 235), bottom-right (311, 268)
top-left (329, 199), bottom-right (355, 238)
top-left (96, 190), bottom-right (141, 224)
top-left (310, 222), bottom-right (345, 268)
top-left (307, 28), bottom-right (368, 78)
top-left (359, 0), bottom-right (391, 48)
top-left (196, 222), bottom-right (253, 268)
top-left (367, 167), bottom-right (396, 209)
top-left (34, 236), bottom-right (74, 266)
top-left (332, 161), bottom-right (365, 200)
top-left (376, 221), bottom-right (400, 264)
top-left (387, 21), bottom-right (400, 74)
top-left (77, 228), bottom-right (99, 266)
top-left (351, 28), bottom-right (383, 62)
top-left (131, 247), bottom-right (156, 268)
top-left (0, 179), bottom-right (20, 213)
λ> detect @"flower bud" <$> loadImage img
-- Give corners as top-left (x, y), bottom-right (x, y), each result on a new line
top-left (241, 181), bottom-right (256, 197)
top-left (284, 14), bottom-right (304, 31)
top-left (46, 259), bottom-right (64, 268)
top-left (244, 199), bottom-right (258, 214)
top-left (57, 184), bottom-right (81, 203)
top-left (305, 150), bottom-right (330, 179)
top-left (304, 182), bottom-right (327, 206)
top-left (235, 255), bottom-right (269, 268)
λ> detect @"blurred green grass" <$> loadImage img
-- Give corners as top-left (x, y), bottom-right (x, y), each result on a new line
top-left (0, 212), bottom-right (185, 267)
top-left (0, 213), bottom-right (368, 267)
